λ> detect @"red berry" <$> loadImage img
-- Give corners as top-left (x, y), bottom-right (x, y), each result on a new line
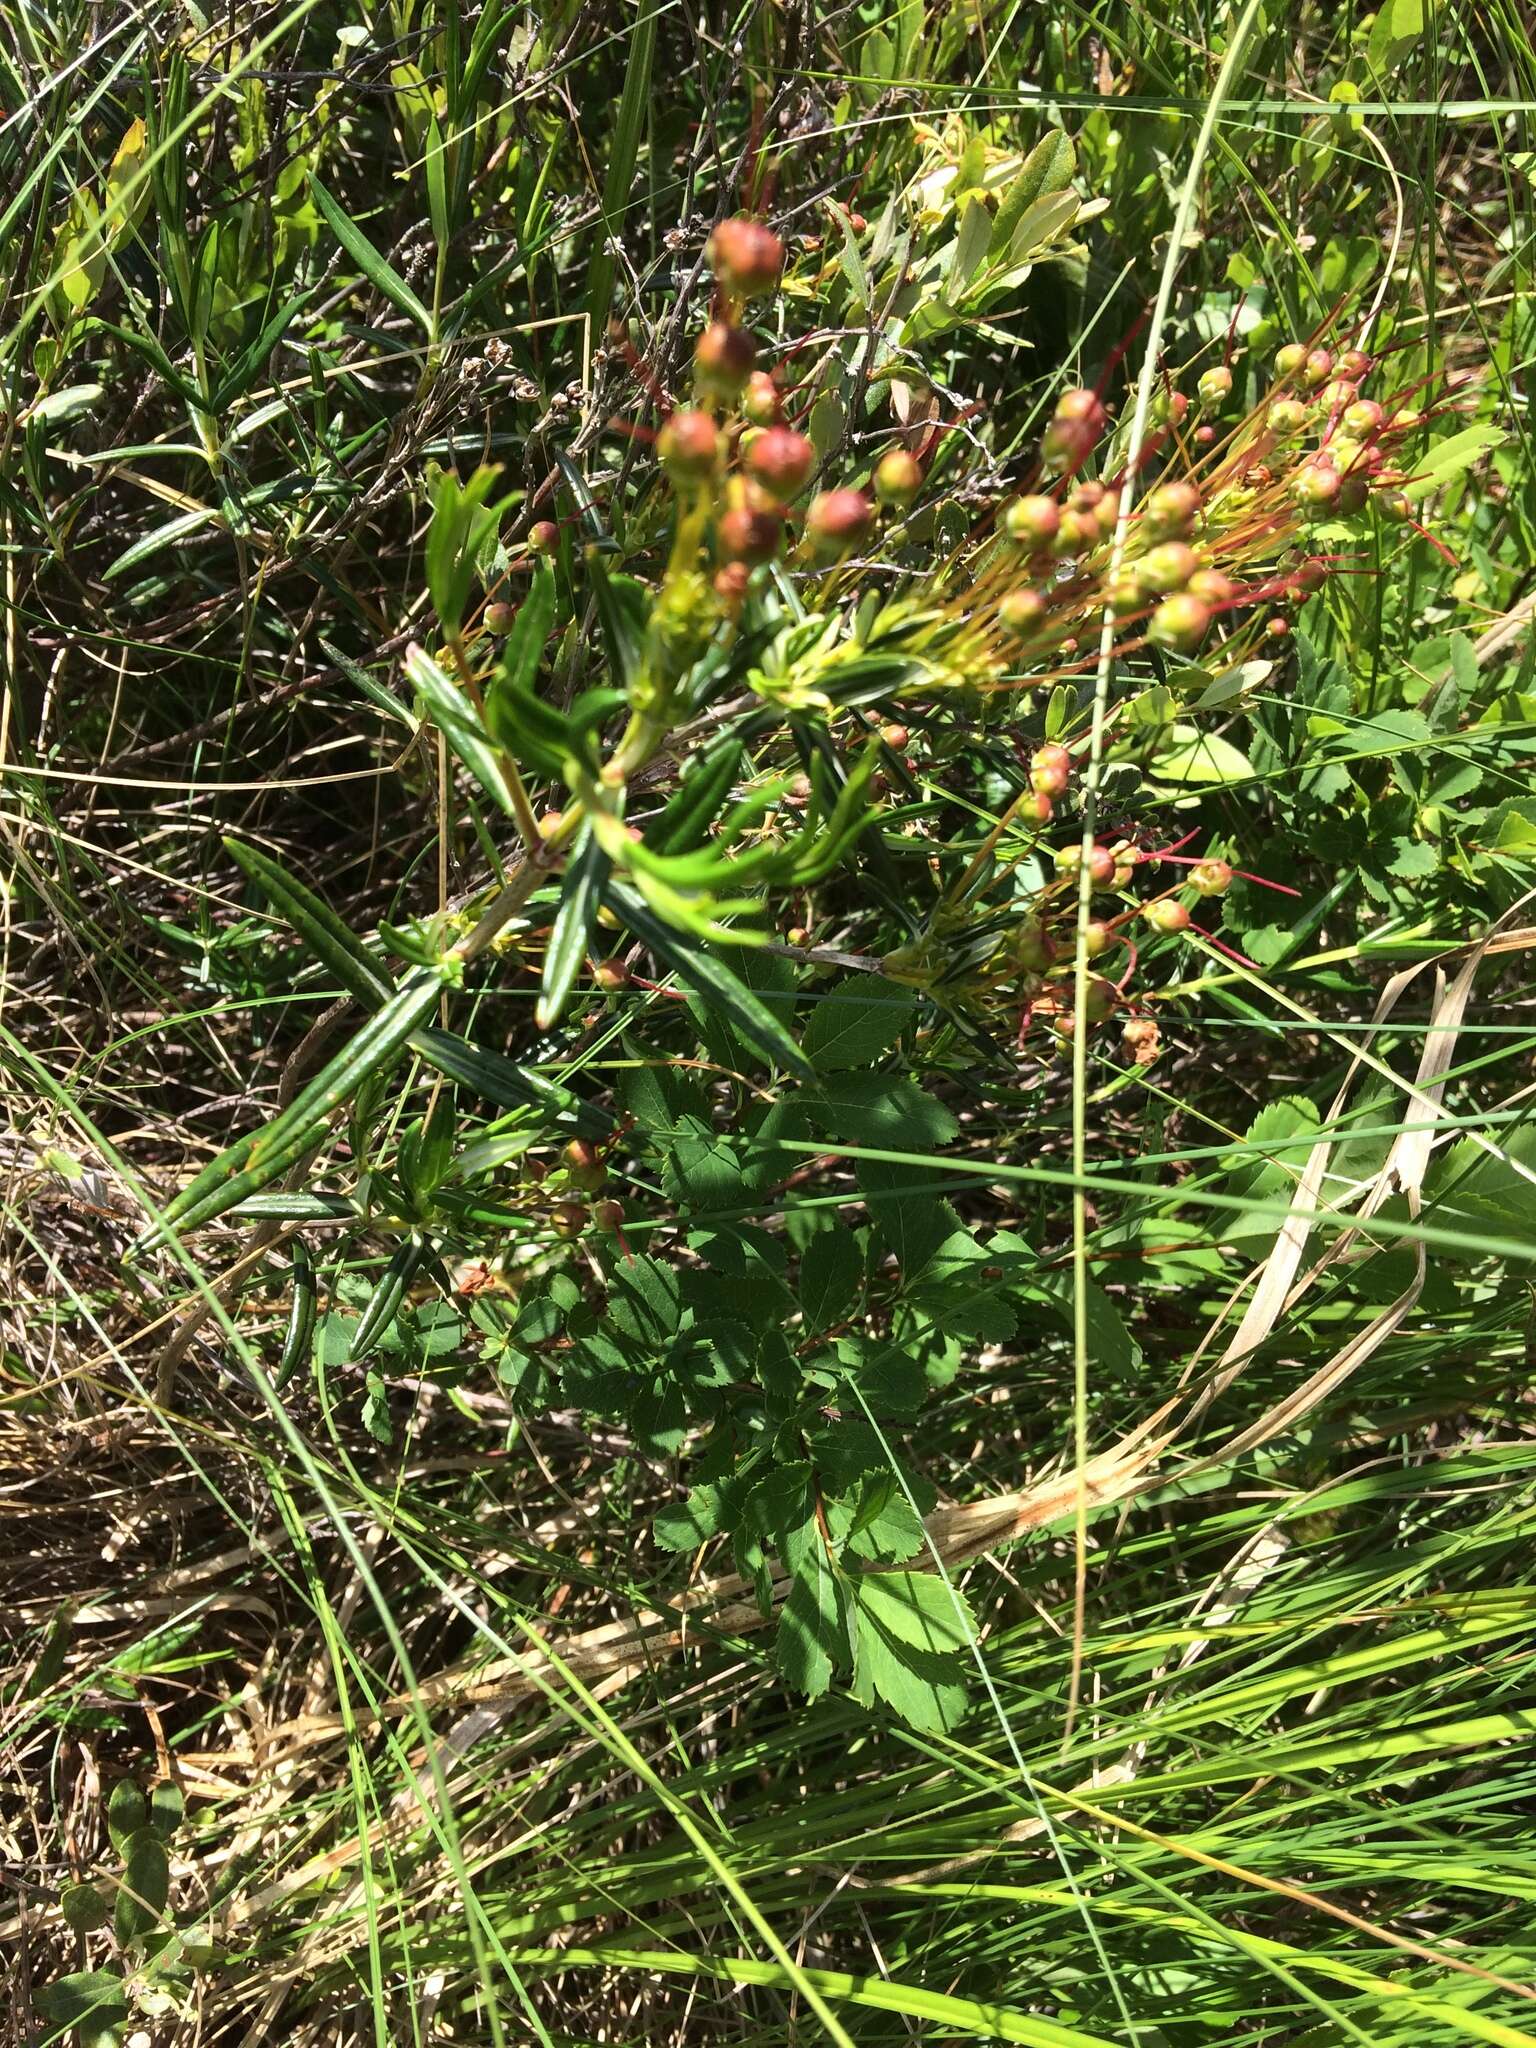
top-left (804, 488), bottom-right (874, 557)
top-left (705, 216), bottom-right (784, 300)
top-left (657, 408), bottom-right (720, 482)
top-left (879, 722), bottom-right (909, 750)
top-left (746, 426), bottom-right (815, 497)
top-left (713, 560), bottom-right (752, 603)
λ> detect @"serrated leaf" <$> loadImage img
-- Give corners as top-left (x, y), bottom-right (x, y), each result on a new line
top-left (856, 1160), bottom-right (960, 1277)
top-left (803, 977), bottom-right (914, 1072)
top-left (1224, 1095), bottom-right (1322, 1251)
top-left (851, 1571), bottom-right (974, 1730)
top-left (804, 1072), bottom-right (958, 1150)
top-left (1404, 423), bottom-right (1504, 501)
top-left (799, 1229), bottom-right (863, 1335)
top-left (654, 1481), bottom-right (728, 1551)
top-left (777, 1551), bottom-right (847, 1699)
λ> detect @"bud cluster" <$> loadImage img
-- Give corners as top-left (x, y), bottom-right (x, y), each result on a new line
top-left (647, 216), bottom-right (928, 600)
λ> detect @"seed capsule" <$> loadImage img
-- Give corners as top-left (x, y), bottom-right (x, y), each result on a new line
top-left (1187, 568), bottom-right (1235, 606)
top-left (1004, 494), bottom-right (1061, 549)
top-left (527, 520), bottom-right (559, 554)
top-left (1190, 858), bottom-right (1233, 896)
top-left (1149, 592), bottom-right (1212, 653)
top-left (1197, 365), bottom-right (1233, 405)
top-left (1145, 898), bottom-right (1191, 933)
top-left (1274, 342), bottom-right (1308, 377)
top-left (718, 502), bottom-right (782, 565)
top-left (1137, 541), bottom-right (1200, 594)
top-left (1030, 742), bottom-right (1072, 797)
top-left (694, 321), bottom-right (756, 402)
top-left (1293, 459), bottom-right (1340, 509)
top-left (804, 488), bottom-right (874, 557)
top-left (705, 216), bottom-right (784, 299)
top-left (998, 587), bottom-right (1049, 638)
top-left (1142, 480), bottom-right (1201, 537)
top-left (657, 408), bottom-right (720, 482)
top-left (1302, 347), bottom-right (1334, 388)
top-left (746, 426), bottom-right (816, 497)
top-left (484, 601), bottom-right (514, 634)
top-left (1267, 397), bottom-right (1309, 436)
top-left (874, 448), bottom-right (923, 509)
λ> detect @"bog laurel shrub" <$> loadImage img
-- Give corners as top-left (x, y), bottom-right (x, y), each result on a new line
top-left (140, 176), bottom-right (1479, 1730)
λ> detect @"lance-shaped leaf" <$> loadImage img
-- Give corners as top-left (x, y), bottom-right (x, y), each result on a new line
top-left (405, 643), bottom-right (519, 817)
top-left (224, 838), bottom-right (393, 1007)
top-left (538, 827), bottom-right (611, 1028)
top-left (309, 173), bottom-right (431, 332)
top-left (140, 970), bottom-right (447, 1247)
top-left (604, 881), bottom-right (812, 1079)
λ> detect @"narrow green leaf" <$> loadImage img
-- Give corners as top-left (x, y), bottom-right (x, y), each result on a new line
top-left (584, 5), bottom-right (657, 333)
top-left (224, 838), bottom-right (392, 1008)
top-left (405, 643), bottom-right (518, 818)
top-left (351, 1238), bottom-right (427, 1361)
top-left (141, 971), bottom-right (446, 1245)
top-left (309, 174), bottom-right (432, 332)
top-left (539, 829), bottom-right (611, 1028)
top-left (605, 881), bottom-right (813, 1078)
top-left (412, 1026), bottom-right (611, 1135)
top-left (502, 559), bottom-right (557, 693)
